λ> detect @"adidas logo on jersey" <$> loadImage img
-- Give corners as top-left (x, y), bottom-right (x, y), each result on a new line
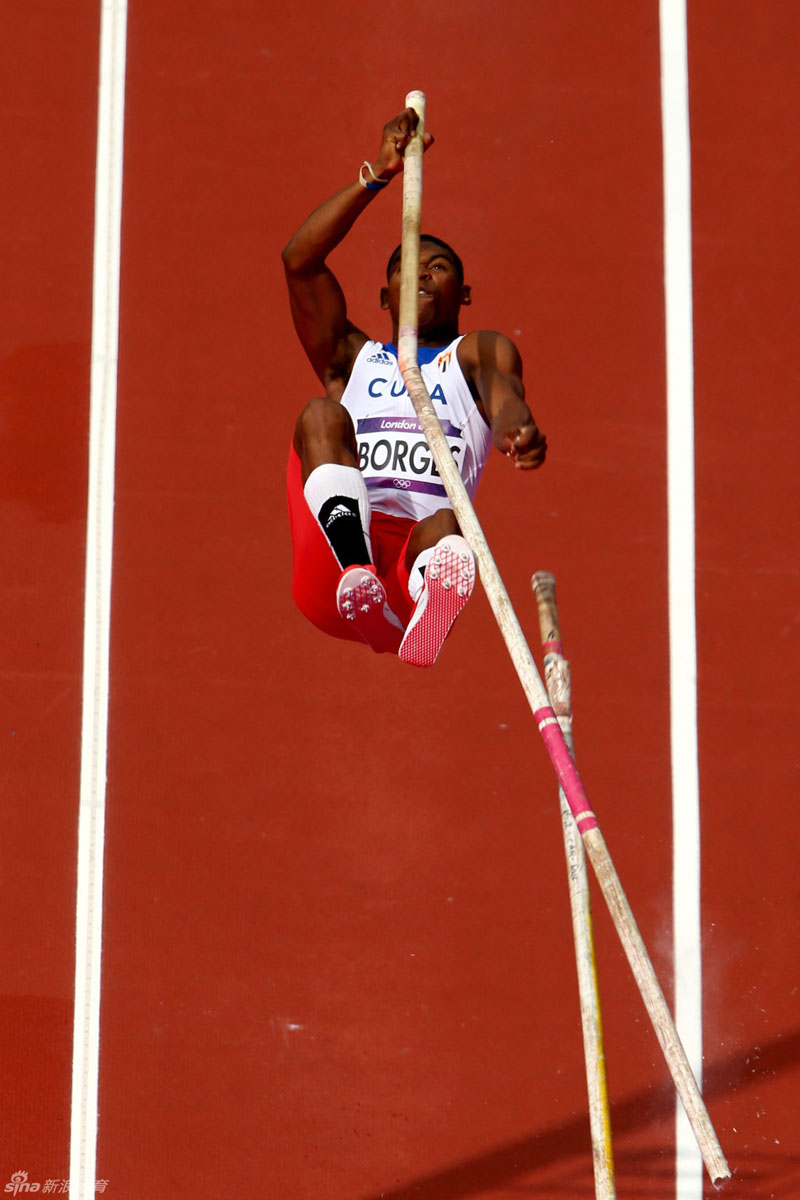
top-left (366, 349), bottom-right (395, 365)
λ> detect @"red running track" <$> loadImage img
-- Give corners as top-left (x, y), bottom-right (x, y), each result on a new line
top-left (0, 1), bottom-right (798, 1197)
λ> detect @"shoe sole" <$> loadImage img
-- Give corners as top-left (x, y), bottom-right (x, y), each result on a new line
top-left (336, 567), bottom-right (403, 654)
top-left (399, 536), bottom-right (475, 668)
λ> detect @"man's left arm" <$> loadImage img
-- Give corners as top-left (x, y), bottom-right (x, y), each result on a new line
top-left (460, 331), bottom-right (547, 470)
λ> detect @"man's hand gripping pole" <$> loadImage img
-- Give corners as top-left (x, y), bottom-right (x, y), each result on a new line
top-left (395, 89), bottom-right (730, 1188)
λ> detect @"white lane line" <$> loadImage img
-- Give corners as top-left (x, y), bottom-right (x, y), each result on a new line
top-left (71, 1), bottom-right (128, 1195)
top-left (659, 3), bottom-right (704, 1198)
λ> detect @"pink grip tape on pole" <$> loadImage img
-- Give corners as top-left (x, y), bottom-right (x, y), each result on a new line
top-left (534, 706), bottom-right (598, 832)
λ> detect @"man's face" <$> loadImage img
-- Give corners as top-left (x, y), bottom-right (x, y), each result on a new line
top-left (381, 241), bottom-right (471, 337)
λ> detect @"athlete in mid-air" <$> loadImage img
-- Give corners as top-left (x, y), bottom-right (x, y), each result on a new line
top-left (283, 107), bottom-right (547, 667)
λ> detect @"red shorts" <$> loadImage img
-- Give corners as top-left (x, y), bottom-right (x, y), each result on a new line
top-left (286, 446), bottom-right (416, 643)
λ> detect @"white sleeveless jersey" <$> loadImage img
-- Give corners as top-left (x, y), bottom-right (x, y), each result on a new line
top-left (340, 336), bottom-right (493, 521)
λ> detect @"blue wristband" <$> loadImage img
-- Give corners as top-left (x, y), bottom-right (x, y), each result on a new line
top-left (358, 161), bottom-right (389, 190)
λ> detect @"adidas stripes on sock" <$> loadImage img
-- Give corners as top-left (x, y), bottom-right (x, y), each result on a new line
top-left (407, 546), bottom-right (434, 603)
top-left (303, 463), bottom-right (372, 569)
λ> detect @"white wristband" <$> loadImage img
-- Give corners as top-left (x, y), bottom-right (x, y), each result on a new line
top-left (358, 161), bottom-right (389, 190)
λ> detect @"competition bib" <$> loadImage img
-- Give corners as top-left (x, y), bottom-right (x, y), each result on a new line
top-left (355, 414), bottom-right (464, 501)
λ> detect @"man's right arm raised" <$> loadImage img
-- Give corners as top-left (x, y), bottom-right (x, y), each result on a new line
top-left (281, 108), bottom-right (431, 388)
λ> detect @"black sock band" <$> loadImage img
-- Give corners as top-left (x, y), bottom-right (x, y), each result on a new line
top-left (317, 495), bottom-right (371, 568)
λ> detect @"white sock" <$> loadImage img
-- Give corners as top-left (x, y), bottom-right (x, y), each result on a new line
top-left (303, 463), bottom-right (373, 567)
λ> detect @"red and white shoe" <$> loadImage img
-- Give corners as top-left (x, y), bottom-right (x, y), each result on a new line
top-left (336, 566), bottom-right (404, 654)
top-left (398, 535), bottom-right (476, 668)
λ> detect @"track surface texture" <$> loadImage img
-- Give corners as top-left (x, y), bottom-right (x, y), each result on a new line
top-left (0, 2), bottom-right (797, 1197)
